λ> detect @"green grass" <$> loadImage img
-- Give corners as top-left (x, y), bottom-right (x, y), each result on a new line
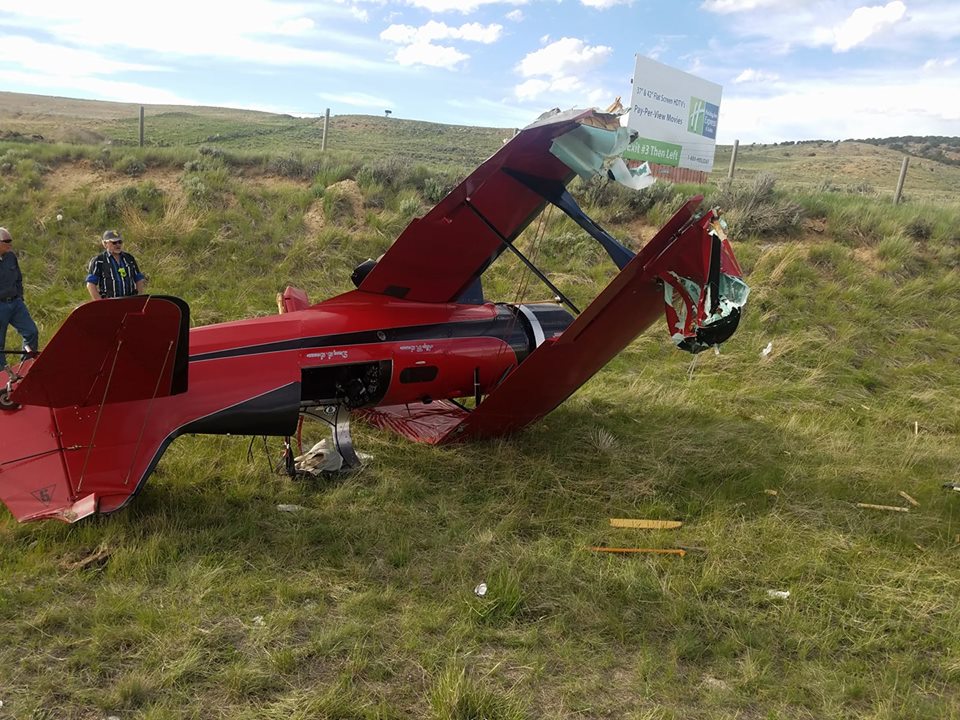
top-left (1, 121), bottom-right (960, 719)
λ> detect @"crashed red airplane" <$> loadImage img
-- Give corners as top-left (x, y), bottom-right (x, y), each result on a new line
top-left (0, 107), bottom-right (748, 523)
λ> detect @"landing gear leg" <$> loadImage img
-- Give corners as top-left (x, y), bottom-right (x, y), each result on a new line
top-left (290, 404), bottom-right (363, 476)
top-left (324, 403), bottom-right (361, 469)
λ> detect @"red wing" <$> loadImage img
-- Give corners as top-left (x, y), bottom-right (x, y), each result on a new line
top-left (437, 197), bottom-right (705, 443)
top-left (12, 295), bottom-right (189, 408)
top-left (358, 109), bottom-right (600, 303)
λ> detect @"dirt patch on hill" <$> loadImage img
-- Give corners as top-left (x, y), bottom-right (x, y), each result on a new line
top-left (303, 200), bottom-right (325, 235)
top-left (37, 162), bottom-right (312, 224)
top-left (40, 161), bottom-right (183, 208)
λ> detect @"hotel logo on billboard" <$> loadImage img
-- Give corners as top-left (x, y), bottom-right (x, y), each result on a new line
top-left (687, 96), bottom-right (719, 140)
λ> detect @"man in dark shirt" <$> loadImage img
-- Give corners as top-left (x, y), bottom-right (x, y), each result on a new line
top-left (86, 230), bottom-right (146, 300)
top-left (0, 226), bottom-right (39, 357)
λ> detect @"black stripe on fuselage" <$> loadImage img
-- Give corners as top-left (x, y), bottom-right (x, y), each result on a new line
top-left (189, 308), bottom-right (530, 363)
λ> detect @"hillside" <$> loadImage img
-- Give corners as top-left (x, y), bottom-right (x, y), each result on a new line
top-left (0, 94), bottom-right (959, 719)
top-left (0, 91), bottom-right (513, 168)
top-left (4, 91), bottom-right (960, 200)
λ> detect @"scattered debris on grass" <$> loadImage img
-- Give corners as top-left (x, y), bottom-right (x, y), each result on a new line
top-left (898, 491), bottom-right (920, 507)
top-left (764, 489), bottom-right (779, 496)
top-left (474, 583), bottom-right (487, 597)
top-left (855, 502), bottom-right (909, 512)
top-left (294, 438), bottom-right (343, 473)
top-left (251, 615), bottom-right (265, 628)
top-left (277, 504), bottom-right (306, 512)
top-left (60, 543), bottom-right (112, 571)
top-left (767, 589), bottom-right (791, 599)
top-left (589, 546), bottom-right (686, 557)
top-left (761, 341), bottom-right (773, 358)
top-left (701, 676), bottom-right (731, 691)
top-left (944, 482), bottom-right (960, 493)
top-left (608, 518), bottom-right (682, 529)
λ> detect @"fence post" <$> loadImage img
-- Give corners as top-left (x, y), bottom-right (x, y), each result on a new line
top-left (727, 139), bottom-right (739, 180)
top-left (893, 156), bottom-right (909, 205)
top-left (321, 108), bottom-right (330, 151)
top-left (139, 106), bottom-right (144, 147)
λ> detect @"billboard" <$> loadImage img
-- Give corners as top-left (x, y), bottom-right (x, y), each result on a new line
top-left (626, 56), bottom-right (723, 173)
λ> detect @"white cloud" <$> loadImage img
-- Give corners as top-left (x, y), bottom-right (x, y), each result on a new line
top-left (395, 43), bottom-right (469, 68)
top-left (701, 0), bottom-right (795, 13)
top-left (514, 37), bottom-right (611, 102)
top-left (350, 7), bottom-right (370, 21)
top-left (827, 1), bottom-right (907, 51)
top-left (517, 37), bottom-right (612, 79)
top-left (381, 20), bottom-right (502, 44)
top-left (380, 20), bottom-right (501, 69)
top-left (515, 78), bottom-right (551, 100)
top-left (580, 0), bottom-right (633, 8)
top-left (700, 0), bottom-right (926, 55)
top-left (457, 22), bottom-right (503, 42)
top-left (0, 36), bottom-right (166, 76)
top-left (506, 9), bottom-right (524, 21)
top-left (733, 68), bottom-right (780, 83)
top-left (405, 0), bottom-right (526, 12)
top-left (922, 57), bottom-right (958, 70)
top-left (893, 1), bottom-right (960, 41)
top-left (276, 17), bottom-right (315, 35)
top-left (719, 67), bottom-right (960, 143)
top-left (0, 0), bottom-right (387, 68)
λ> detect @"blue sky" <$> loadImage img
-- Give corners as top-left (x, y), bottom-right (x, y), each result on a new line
top-left (0, 0), bottom-right (957, 143)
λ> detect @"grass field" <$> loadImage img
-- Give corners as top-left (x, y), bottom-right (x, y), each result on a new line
top-left (0, 94), bottom-right (959, 719)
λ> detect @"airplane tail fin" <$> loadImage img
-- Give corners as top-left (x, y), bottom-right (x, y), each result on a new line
top-left (11, 296), bottom-right (189, 408)
top-left (0, 296), bottom-right (191, 522)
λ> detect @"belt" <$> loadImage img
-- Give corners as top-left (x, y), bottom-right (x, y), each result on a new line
top-left (0, 296), bottom-right (19, 302)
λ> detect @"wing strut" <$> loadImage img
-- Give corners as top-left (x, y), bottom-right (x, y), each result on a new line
top-left (502, 168), bottom-right (636, 270)
top-left (463, 198), bottom-right (581, 315)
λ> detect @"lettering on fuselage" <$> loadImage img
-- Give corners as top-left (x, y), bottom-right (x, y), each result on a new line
top-left (398, 344), bottom-right (435, 353)
top-left (305, 349), bottom-right (350, 361)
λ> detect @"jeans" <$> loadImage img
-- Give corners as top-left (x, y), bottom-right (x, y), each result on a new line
top-left (0, 298), bottom-right (39, 361)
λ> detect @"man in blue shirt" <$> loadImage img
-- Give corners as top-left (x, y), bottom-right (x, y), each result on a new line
top-left (86, 230), bottom-right (146, 300)
top-left (0, 226), bottom-right (39, 357)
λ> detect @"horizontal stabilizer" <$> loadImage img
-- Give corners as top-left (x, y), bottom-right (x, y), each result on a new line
top-left (11, 296), bottom-right (189, 408)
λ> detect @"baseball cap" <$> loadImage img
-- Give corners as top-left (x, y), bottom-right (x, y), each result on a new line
top-left (102, 230), bottom-right (122, 241)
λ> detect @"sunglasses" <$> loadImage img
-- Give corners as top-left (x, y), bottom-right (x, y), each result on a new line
top-left (107, 239), bottom-right (123, 245)
top-left (0, 237), bottom-right (11, 244)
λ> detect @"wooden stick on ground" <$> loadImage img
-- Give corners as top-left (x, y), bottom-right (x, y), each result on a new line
top-left (589, 547), bottom-right (686, 557)
top-left (898, 491), bottom-right (920, 507)
top-left (856, 503), bottom-right (909, 513)
top-left (608, 518), bottom-right (682, 529)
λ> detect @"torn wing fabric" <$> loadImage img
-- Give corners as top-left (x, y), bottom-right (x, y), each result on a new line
top-left (608, 158), bottom-right (654, 191)
top-left (660, 218), bottom-right (750, 354)
top-left (549, 125), bottom-right (656, 191)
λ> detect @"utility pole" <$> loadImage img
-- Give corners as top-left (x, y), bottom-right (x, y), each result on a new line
top-left (893, 156), bottom-right (909, 205)
top-left (321, 108), bottom-right (330, 151)
top-left (139, 106), bottom-right (145, 147)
